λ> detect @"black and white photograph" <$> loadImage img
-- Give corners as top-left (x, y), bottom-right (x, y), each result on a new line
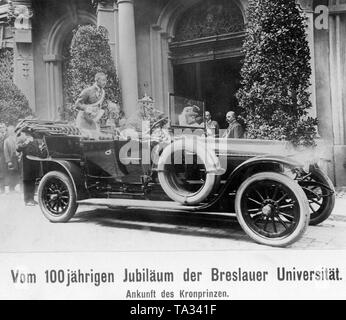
top-left (0, 0), bottom-right (346, 301)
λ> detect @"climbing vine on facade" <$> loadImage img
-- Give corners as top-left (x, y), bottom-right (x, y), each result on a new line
top-left (62, 24), bottom-right (121, 122)
top-left (0, 48), bottom-right (33, 125)
top-left (237, 0), bottom-right (318, 146)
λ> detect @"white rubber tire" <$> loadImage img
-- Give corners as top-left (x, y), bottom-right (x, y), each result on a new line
top-left (158, 139), bottom-right (219, 205)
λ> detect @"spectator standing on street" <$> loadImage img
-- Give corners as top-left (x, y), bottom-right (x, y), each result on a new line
top-left (222, 111), bottom-right (245, 139)
top-left (16, 130), bottom-right (46, 206)
top-left (0, 124), bottom-right (7, 194)
top-left (205, 111), bottom-right (220, 137)
top-left (3, 125), bottom-right (20, 192)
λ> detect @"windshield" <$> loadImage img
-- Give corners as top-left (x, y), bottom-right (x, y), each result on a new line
top-left (169, 95), bottom-right (205, 129)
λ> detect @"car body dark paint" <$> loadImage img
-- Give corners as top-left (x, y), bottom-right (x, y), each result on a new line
top-left (28, 155), bottom-right (88, 200)
top-left (27, 134), bottom-right (306, 212)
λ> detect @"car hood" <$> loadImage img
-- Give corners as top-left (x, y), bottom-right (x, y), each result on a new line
top-left (205, 137), bottom-right (325, 168)
top-left (208, 138), bottom-right (295, 157)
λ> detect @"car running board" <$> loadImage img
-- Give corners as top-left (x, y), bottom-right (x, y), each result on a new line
top-left (77, 198), bottom-right (236, 217)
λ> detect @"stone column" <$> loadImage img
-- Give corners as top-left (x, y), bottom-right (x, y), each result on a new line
top-left (42, 54), bottom-right (63, 120)
top-left (117, 0), bottom-right (138, 116)
top-left (12, 0), bottom-right (36, 113)
top-left (113, 3), bottom-right (120, 73)
top-left (97, 0), bottom-right (118, 66)
top-left (329, 1), bottom-right (346, 186)
top-left (329, 5), bottom-right (344, 145)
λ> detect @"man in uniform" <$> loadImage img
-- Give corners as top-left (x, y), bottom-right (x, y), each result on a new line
top-left (205, 111), bottom-right (220, 137)
top-left (74, 72), bottom-right (107, 134)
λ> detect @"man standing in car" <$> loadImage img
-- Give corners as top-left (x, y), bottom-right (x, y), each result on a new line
top-left (74, 72), bottom-right (107, 133)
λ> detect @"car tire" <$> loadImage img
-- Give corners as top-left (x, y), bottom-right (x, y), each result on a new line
top-left (38, 171), bottom-right (78, 223)
top-left (298, 168), bottom-right (335, 226)
top-left (159, 167), bottom-right (216, 205)
top-left (158, 139), bottom-right (220, 205)
top-left (235, 172), bottom-right (309, 247)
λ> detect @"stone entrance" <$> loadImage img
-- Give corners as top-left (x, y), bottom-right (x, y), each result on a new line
top-left (168, 0), bottom-right (245, 127)
top-left (173, 58), bottom-right (242, 129)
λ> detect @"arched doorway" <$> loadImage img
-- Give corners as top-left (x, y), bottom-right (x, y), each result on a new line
top-left (170, 0), bottom-right (245, 128)
top-left (45, 10), bottom-right (96, 120)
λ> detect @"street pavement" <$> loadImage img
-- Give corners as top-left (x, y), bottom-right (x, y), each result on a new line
top-left (333, 193), bottom-right (346, 220)
top-left (1, 191), bottom-right (346, 252)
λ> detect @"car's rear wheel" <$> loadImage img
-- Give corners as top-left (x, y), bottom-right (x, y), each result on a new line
top-left (298, 168), bottom-right (335, 226)
top-left (235, 172), bottom-right (309, 247)
top-left (38, 171), bottom-right (78, 223)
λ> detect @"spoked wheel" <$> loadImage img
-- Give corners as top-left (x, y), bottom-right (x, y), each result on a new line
top-left (235, 172), bottom-right (309, 247)
top-left (297, 168), bottom-right (335, 225)
top-left (38, 171), bottom-right (78, 223)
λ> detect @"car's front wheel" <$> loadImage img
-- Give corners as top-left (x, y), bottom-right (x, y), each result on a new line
top-left (298, 168), bottom-right (335, 226)
top-left (235, 172), bottom-right (309, 247)
top-left (38, 171), bottom-right (78, 223)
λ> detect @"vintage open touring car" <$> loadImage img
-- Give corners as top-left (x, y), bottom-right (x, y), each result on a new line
top-left (15, 96), bottom-right (335, 247)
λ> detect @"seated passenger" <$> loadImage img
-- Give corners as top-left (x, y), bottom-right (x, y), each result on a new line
top-left (178, 106), bottom-right (202, 127)
top-left (119, 97), bottom-right (165, 140)
top-left (106, 101), bottom-right (127, 132)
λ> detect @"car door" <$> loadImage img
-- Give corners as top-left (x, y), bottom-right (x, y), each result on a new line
top-left (114, 136), bottom-right (150, 184)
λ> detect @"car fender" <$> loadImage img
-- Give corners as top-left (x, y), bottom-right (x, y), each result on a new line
top-left (28, 156), bottom-right (88, 200)
top-left (224, 154), bottom-right (304, 191)
top-left (239, 154), bottom-right (304, 169)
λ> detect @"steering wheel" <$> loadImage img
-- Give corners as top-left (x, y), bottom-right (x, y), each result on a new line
top-left (116, 128), bottom-right (132, 140)
top-left (144, 116), bottom-right (169, 136)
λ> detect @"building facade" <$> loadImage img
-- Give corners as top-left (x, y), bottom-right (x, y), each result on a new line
top-left (0, 0), bottom-right (346, 185)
